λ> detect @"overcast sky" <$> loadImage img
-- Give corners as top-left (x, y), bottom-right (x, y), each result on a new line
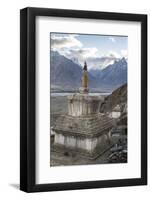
top-left (50, 32), bottom-right (128, 70)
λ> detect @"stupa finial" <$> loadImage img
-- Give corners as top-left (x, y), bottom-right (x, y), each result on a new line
top-left (79, 61), bottom-right (89, 94)
top-left (83, 61), bottom-right (87, 71)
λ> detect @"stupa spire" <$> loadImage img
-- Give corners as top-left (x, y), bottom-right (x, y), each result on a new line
top-left (83, 61), bottom-right (87, 71)
top-left (79, 61), bottom-right (89, 94)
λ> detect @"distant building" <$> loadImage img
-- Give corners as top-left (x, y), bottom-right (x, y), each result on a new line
top-left (109, 104), bottom-right (121, 119)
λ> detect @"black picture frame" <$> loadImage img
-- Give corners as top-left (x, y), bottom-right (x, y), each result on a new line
top-left (20, 7), bottom-right (147, 192)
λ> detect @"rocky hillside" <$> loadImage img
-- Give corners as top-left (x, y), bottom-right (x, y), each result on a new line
top-left (100, 83), bottom-right (127, 113)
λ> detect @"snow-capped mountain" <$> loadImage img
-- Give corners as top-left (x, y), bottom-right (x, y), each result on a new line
top-left (89, 57), bottom-right (127, 89)
top-left (101, 58), bottom-right (127, 85)
top-left (50, 51), bottom-right (127, 92)
top-left (50, 51), bottom-right (99, 91)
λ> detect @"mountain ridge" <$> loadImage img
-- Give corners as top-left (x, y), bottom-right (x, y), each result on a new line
top-left (50, 51), bottom-right (127, 92)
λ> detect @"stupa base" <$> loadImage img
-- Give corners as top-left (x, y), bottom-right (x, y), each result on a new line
top-left (52, 130), bottom-right (112, 160)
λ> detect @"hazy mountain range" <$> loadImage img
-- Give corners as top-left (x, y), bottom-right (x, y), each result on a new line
top-left (51, 51), bottom-right (127, 92)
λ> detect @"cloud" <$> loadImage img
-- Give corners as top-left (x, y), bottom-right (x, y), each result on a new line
top-left (63, 48), bottom-right (119, 69)
top-left (51, 34), bottom-right (127, 70)
top-left (86, 56), bottom-right (117, 70)
top-left (54, 46), bottom-right (121, 70)
top-left (108, 51), bottom-right (121, 59)
top-left (61, 47), bottom-right (101, 68)
top-left (51, 34), bottom-right (82, 50)
top-left (109, 37), bottom-right (116, 43)
top-left (121, 49), bottom-right (128, 58)
top-left (68, 47), bottom-right (98, 58)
